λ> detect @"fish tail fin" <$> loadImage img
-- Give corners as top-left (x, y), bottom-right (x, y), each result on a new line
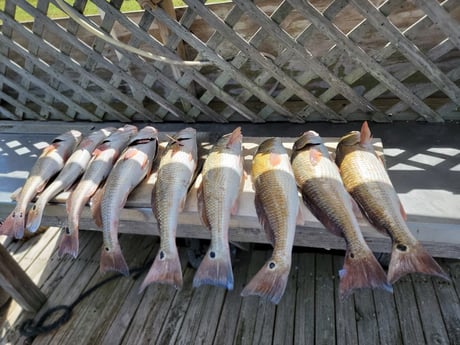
top-left (388, 241), bottom-right (449, 284)
top-left (241, 260), bottom-right (290, 304)
top-left (57, 227), bottom-right (79, 258)
top-left (193, 246), bottom-right (234, 290)
top-left (0, 208), bottom-right (26, 239)
top-left (139, 248), bottom-right (183, 292)
top-left (26, 202), bottom-right (45, 233)
top-left (339, 249), bottom-right (393, 299)
top-left (100, 244), bottom-right (129, 276)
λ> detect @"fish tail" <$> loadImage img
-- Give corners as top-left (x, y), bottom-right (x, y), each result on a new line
top-left (139, 248), bottom-right (183, 292)
top-left (100, 244), bottom-right (129, 276)
top-left (339, 249), bottom-right (393, 299)
top-left (241, 260), bottom-right (290, 304)
top-left (387, 241), bottom-right (449, 284)
top-left (57, 227), bottom-right (79, 258)
top-left (26, 202), bottom-right (45, 233)
top-left (0, 208), bottom-right (26, 239)
top-left (193, 246), bottom-right (234, 290)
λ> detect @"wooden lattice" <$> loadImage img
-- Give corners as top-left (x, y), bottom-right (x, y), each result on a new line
top-left (0, 0), bottom-right (459, 122)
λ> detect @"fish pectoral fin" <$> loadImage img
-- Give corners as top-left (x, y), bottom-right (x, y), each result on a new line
top-left (10, 187), bottom-right (22, 201)
top-left (269, 152), bottom-right (282, 166)
top-left (349, 194), bottom-right (363, 219)
top-left (254, 192), bottom-right (275, 246)
top-left (309, 147), bottom-right (322, 166)
top-left (197, 182), bottom-right (210, 229)
top-left (123, 148), bottom-right (139, 160)
top-left (90, 187), bottom-right (104, 228)
top-left (43, 143), bottom-right (58, 154)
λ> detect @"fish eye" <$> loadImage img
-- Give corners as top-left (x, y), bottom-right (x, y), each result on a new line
top-left (396, 244), bottom-right (408, 252)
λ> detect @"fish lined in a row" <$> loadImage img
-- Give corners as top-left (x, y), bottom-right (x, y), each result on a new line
top-left (0, 123), bottom-right (448, 305)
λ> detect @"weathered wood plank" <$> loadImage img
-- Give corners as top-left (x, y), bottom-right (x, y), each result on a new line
top-left (315, 253), bottom-right (335, 345)
top-left (0, 244), bottom-right (46, 312)
top-left (373, 284), bottom-right (403, 345)
top-left (293, 252), bottom-right (315, 344)
top-left (333, 255), bottom-right (359, 345)
top-left (354, 290), bottom-right (379, 345)
top-left (393, 276), bottom-right (427, 345)
top-left (286, 0), bottom-right (445, 122)
top-left (412, 274), bottom-right (450, 345)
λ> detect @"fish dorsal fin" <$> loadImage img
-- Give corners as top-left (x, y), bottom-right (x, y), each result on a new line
top-left (269, 152), bottom-right (282, 166)
top-left (254, 192), bottom-right (275, 246)
top-left (309, 148), bottom-right (322, 166)
top-left (197, 181), bottom-right (210, 229)
top-left (226, 127), bottom-right (242, 148)
top-left (360, 121), bottom-right (372, 146)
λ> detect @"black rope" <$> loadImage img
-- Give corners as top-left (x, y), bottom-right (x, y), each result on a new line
top-left (19, 260), bottom-right (152, 341)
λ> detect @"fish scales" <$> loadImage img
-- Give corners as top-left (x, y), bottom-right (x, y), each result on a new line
top-left (194, 127), bottom-right (243, 289)
top-left (291, 131), bottom-right (390, 298)
top-left (335, 122), bottom-right (449, 284)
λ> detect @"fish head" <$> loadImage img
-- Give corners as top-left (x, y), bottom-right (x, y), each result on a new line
top-left (81, 127), bottom-right (117, 147)
top-left (217, 127), bottom-right (243, 154)
top-left (252, 137), bottom-right (289, 177)
top-left (168, 127), bottom-right (197, 156)
top-left (335, 130), bottom-right (361, 166)
top-left (292, 131), bottom-right (330, 162)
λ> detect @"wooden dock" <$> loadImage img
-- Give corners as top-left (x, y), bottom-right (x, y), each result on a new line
top-left (1, 227), bottom-right (459, 345)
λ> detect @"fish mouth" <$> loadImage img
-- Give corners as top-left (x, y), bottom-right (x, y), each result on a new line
top-left (166, 134), bottom-right (192, 147)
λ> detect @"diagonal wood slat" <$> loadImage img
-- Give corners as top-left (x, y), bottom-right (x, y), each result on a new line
top-left (0, 0), bottom-right (458, 122)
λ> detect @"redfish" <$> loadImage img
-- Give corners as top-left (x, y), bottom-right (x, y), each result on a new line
top-left (0, 130), bottom-right (82, 239)
top-left (241, 137), bottom-right (299, 304)
top-left (26, 128), bottom-right (115, 233)
top-left (98, 126), bottom-right (158, 276)
top-left (58, 125), bottom-right (138, 258)
top-left (335, 122), bottom-right (448, 283)
top-left (194, 127), bottom-right (244, 290)
top-left (291, 130), bottom-right (391, 298)
top-left (140, 128), bottom-right (197, 291)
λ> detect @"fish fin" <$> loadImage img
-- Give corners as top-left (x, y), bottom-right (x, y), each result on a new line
top-left (26, 202), bottom-right (45, 233)
top-left (10, 187), bottom-right (22, 201)
top-left (399, 200), bottom-right (407, 221)
top-left (0, 208), bottom-right (26, 239)
top-left (193, 247), bottom-right (234, 290)
top-left (269, 152), bottom-right (282, 166)
top-left (139, 248), bottom-right (183, 292)
top-left (231, 198), bottom-right (239, 216)
top-left (226, 127), bottom-right (242, 148)
top-left (350, 194), bottom-right (363, 219)
top-left (387, 241), bottom-right (449, 284)
top-left (197, 182), bottom-right (210, 229)
top-left (296, 205), bottom-right (304, 225)
top-left (241, 260), bottom-right (290, 304)
top-left (178, 194), bottom-right (187, 212)
top-left (360, 121), bottom-right (372, 145)
top-left (254, 192), bottom-right (275, 245)
top-left (100, 244), bottom-right (129, 276)
top-left (58, 227), bottom-right (79, 258)
top-left (309, 148), bottom-right (322, 166)
top-left (90, 187), bottom-right (104, 228)
top-left (339, 249), bottom-right (392, 299)
top-left (43, 143), bottom-right (58, 154)
top-left (123, 148), bottom-right (138, 160)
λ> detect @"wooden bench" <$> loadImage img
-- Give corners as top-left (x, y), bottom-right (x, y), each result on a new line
top-left (1, 122), bottom-right (459, 311)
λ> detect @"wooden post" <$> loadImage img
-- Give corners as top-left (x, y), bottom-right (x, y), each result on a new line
top-left (0, 244), bottom-right (46, 312)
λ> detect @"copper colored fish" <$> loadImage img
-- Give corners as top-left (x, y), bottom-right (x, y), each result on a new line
top-left (58, 125), bottom-right (138, 258)
top-left (0, 130), bottom-right (82, 239)
top-left (241, 137), bottom-right (299, 304)
top-left (291, 130), bottom-right (391, 298)
top-left (98, 126), bottom-right (158, 276)
top-left (26, 127), bottom-right (116, 233)
top-left (335, 121), bottom-right (448, 284)
top-left (194, 127), bottom-right (244, 290)
top-left (140, 127), bottom-right (198, 291)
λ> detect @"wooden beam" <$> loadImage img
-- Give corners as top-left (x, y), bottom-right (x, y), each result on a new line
top-left (0, 244), bottom-right (46, 312)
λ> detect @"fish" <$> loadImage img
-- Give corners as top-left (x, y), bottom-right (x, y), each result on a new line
top-left (0, 130), bottom-right (82, 239)
top-left (291, 130), bottom-right (391, 298)
top-left (26, 128), bottom-right (116, 233)
top-left (335, 121), bottom-right (449, 284)
top-left (193, 127), bottom-right (244, 290)
top-left (241, 137), bottom-right (299, 304)
top-left (98, 126), bottom-right (158, 276)
top-left (140, 127), bottom-right (198, 291)
top-left (58, 125), bottom-right (138, 258)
